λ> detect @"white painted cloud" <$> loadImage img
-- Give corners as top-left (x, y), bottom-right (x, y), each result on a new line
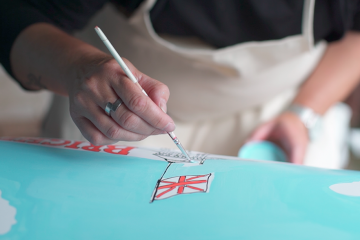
top-left (329, 181), bottom-right (360, 196)
top-left (0, 190), bottom-right (17, 235)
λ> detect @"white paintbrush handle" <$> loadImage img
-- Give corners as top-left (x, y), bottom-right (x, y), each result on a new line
top-left (95, 26), bottom-right (138, 84)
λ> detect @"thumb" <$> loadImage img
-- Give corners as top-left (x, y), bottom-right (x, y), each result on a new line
top-left (121, 58), bottom-right (170, 113)
top-left (290, 145), bottom-right (306, 165)
top-left (138, 75), bottom-right (170, 113)
top-left (247, 121), bottom-right (276, 142)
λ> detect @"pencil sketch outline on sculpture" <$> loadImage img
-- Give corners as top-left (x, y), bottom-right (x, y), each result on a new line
top-left (153, 150), bottom-right (208, 164)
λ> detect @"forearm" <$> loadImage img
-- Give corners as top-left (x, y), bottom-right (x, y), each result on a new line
top-left (10, 23), bottom-right (110, 95)
top-left (293, 31), bottom-right (360, 114)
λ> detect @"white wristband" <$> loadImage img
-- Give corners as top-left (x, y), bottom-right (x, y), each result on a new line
top-left (287, 104), bottom-right (322, 140)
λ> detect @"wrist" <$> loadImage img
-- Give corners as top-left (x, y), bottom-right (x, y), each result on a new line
top-left (286, 103), bottom-right (323, 141)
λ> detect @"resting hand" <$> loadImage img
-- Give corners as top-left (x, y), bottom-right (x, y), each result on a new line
top-left (247, 112), bottom-right (308, 164)
top-left (68, 57), bottom-right (175, 145)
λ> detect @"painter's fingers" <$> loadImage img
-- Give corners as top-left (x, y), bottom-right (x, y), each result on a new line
top-left (114, 58), bottom-right (170, 113)
top-left (84, 78), bottom-right (166, 136)
top-left (71, 103), bottom-right (150, 145)
top-left (108, 102), bottom-right (166, 135)
top-left (84, 102), bottom-right (163, 140)
top-left (71, 115), bottom-right (116, 146)
top-left (139, 74), bottom-right (170, 113)
top-left (109, 59), bottom-right (175, 131)
top-left (247, 120), bottom-right (277, 142)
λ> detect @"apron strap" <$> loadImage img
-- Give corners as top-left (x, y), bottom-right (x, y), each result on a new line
top-left (302, 0), bottom-right (316, 50)
top-left (130, 0), bottom-right (157, 23)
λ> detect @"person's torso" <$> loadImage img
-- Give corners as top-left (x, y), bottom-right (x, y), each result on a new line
top-left (113, 0), bottom-right (336, 48)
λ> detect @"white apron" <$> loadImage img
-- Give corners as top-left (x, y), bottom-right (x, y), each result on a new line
top-left (42, 0), bottom-right (351, 169)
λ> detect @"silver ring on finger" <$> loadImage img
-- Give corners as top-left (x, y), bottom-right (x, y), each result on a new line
top-left (105, 98), bottom-right (123, 116)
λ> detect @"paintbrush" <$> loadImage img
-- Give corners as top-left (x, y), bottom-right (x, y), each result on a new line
top-left (95, 26), bottom-right (193, 162)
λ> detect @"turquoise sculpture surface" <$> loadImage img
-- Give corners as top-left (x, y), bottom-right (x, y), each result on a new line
top-left (1, 137), bottom-right (360, 240)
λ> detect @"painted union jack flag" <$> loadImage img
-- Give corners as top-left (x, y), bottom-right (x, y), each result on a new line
top-left (152, 174), bottom-right (213, 201)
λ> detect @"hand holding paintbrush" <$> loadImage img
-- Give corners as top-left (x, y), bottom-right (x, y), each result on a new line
top-left (95, 26), bottom-right (192, 162)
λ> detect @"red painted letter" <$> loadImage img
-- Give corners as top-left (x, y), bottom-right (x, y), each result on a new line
top-left (81, 144), bottom-right (103, 152)
top-left (65, 141), bottom-right (83, 149)
top-left (103, 145), bottom-right (134, 155)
